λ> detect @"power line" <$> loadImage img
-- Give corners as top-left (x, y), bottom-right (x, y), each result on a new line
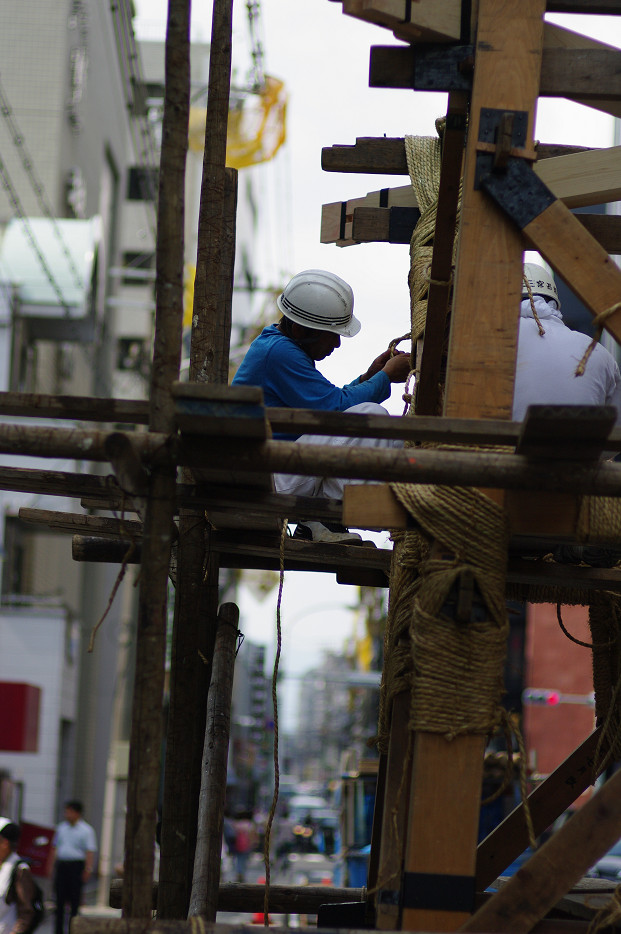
top-left (109, 0), bottom-right (159, 240)
top-left (0, 74), bottom-right (84, 293)
top-left (0, 153), bottom-right (71, 313)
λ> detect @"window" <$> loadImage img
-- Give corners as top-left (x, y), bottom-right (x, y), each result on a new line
top-left (121, 251), bottom-right (155, 286)
top-left (127, 166), bottom-right (158, 201)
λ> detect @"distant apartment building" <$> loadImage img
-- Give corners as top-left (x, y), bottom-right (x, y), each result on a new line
top-left (0, 0), bottom-right (265, 874)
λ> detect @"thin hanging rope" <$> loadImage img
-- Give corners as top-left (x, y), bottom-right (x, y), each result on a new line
top-left (575, 302), bottom-right (621, 377)
top-left (522, 274), bottom-right (546, 337)
top-left (263, 518), bottom-right (288, 923)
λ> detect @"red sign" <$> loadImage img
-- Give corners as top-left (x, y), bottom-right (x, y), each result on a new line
top-left (17, 821), bottom-right (55, 877)
top-left (0, 683), bottom-right (41, 752)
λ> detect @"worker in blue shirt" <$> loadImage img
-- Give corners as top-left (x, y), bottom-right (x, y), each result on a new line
top-left (233, 269), bottom-right (410, 543)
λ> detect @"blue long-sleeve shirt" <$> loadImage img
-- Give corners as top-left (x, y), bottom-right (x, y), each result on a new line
top-left (232, 325), bottom-right (391, 438)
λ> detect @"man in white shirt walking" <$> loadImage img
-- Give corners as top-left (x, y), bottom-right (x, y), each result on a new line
top-left (47, 802), bottom-right (96, 934)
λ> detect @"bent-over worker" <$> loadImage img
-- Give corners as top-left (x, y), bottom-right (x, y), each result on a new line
top-left (513, 263), bottom-right (621, 421)
top-left (232, 269), bottom-right (410, 543)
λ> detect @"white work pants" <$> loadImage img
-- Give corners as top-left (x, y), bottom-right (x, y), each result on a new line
top-left (274, 402), bottom-right (403, 500)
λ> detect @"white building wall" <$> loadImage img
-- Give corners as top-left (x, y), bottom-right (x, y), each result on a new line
top-left (0, 607), bottom-right (78, 825)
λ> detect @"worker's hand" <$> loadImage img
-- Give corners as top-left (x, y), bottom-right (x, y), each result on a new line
top-left (360, 349), bottom-right (392, 382)
top-left (382, 351), bottom-right (411, 382)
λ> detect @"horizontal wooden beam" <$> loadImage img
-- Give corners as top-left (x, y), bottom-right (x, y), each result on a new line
top-left (322, 145), bottom-right (621, 243)
top-left (369, 39), bottom-right (621, 117)
top-left (352, 205), bottom-right (420, 243)
top-left (476, 730), bottom-right (603, 891)
top-left (4, 421), bottom-right (621, 495)
top-left (3, 396), bottom-right (619, 452)
top-left (534, 145), bottom-right (621, 209)
top-left (108, 880), bottom-right (365, 913)
top-left (543, 21), bottom-right (621, 120)
top-left (321, 138), bottom-right (591, 176)
top-left (342, 485), bottom-right (588, 541)
top-left (0, 391), bottom-right (148, 423)
top-left (547, 1), bottom-right (621, 10)
top-left (19, 507), bottom-right (143, 540)
top-left (71, 532), bottom-right (391, 583)
top-left (321, 185), bottom-right (416, 246)
top-left (348, 206), bottom-right (621, 251)
top-left (341, 0), bottom-right (461, 43)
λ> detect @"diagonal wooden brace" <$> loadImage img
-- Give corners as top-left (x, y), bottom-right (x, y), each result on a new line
top-left (479, 155), bottom-right (621, 346)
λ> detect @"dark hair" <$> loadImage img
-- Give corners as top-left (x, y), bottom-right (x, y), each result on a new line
top-left (65, 800), bottom-right (83, 814)
top-left (0, 822), bottom-right (21, 846)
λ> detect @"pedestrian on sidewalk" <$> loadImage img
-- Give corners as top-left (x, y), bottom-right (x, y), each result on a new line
top-left (46, 802), bottom-right (96, 934)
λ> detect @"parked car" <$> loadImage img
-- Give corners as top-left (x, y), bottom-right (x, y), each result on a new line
top-left (587, 839), bottom-right (621, 879)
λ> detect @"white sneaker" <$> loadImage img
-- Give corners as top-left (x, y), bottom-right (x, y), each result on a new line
top-left (292, 520), bottom-right (363, 545)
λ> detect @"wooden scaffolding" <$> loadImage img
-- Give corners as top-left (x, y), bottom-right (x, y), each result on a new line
top-left (7, 0), bottom-right (621, 932)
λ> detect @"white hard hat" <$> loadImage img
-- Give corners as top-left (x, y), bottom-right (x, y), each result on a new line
top-left (522, 263), bottom-right (561, 309)
top-left (277, 269), bottom-right (361, 337)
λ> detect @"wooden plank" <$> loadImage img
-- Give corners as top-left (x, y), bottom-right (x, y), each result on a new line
top-left (189, 603), bottom-right (239, 918)
top-left (404, 734), bottom-right (485, 930)
top-left (464, 764), bottom-right (621, 933)
top-left (375, 693), bottom-right (412, 929)
top-left (352, 206), bottom-right (420, 244)
top-left (523, 200), bottom-right (621, 345)
top-left (321, 138), bottom-right (591, 177)
top-left (321, 186), bottom-right (418, 245)
top-left (109, 880), bottom-right (364, 913)
top-left (343, 485), bottom-right (580, 538)
top-left (342, 0), bottom-right (461, 43)
top-left (403, 4), bottom-right (546, 928)
top-left (534, 145), bottom-right (621, 209)
top-left (323, 145), bottom-right (621, 245)
top-left (476, 730), bottom-right (603, 890)
top-left (19, 507), bottom-right (143, 539)
top-left (0, 466), bottom-right (120, 499)
top-left (445, 4), bottom-right (544, 420)
top-left (516, 405), bottom-right (616, 460)
top-left (415, 91), bottom-right (467, 416)
top-left (539, 47), bottom-right (621, 102)
top-left (547, 1), bottom-right (621, 10)
top-left (0, 391), bottom-right (149, 423)
top-left (543, 21), bottom-right (621, 119)
top-left (351, 206), bottom-right (621, 252)
top-left (368, 26), bottom-right (621, 118)
top-left (184, 437), bottom-right (621, 498)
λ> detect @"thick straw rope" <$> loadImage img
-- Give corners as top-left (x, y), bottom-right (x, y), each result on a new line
top-left (377, 132), bottom-right (510, 751)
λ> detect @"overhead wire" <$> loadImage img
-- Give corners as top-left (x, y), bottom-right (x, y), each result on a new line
top-left (0, 74), bottom-right (84, 294)
top-left (109, 0), bottom-right (159, 240)
top-left (0, 152), bottom-right (71, 314)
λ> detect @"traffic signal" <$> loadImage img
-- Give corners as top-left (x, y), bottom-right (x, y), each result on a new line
top-left (522, 688), bottom-right (560, 706)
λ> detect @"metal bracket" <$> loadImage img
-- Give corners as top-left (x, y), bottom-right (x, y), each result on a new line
top-left (474, 107), bottom-right (557, 228)
top-left (474, 107), bottom-right (529, 188)
top-left (480, 157), bottom-right (557, 229)
top-left (413, 44), bottom-right (474, 91)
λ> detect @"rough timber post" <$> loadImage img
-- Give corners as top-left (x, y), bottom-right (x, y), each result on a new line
top-left (157, 0), bottom-right (237, 920)
top-left (189, 602), bottom-right (240, 917)
top-left (122, 0), bottom-right (190, 919)
top-left (400, 1), bottom-right (547, 930)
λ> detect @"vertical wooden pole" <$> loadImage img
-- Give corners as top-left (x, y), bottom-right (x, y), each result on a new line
top-left (190, 0), bottom-right (235, 386)
top-left (158, 0), bottom-right (237, 919)
top-left (189, 603), bottom-right (240, 919)
top-left (401, 2), bottom-right (546, 930)
top-left (157, 511), bottom-right (213, 919)
top-left (375, 692), bottom-right (412, 930)
top-left (122, 0), bottom-right (190, 919)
